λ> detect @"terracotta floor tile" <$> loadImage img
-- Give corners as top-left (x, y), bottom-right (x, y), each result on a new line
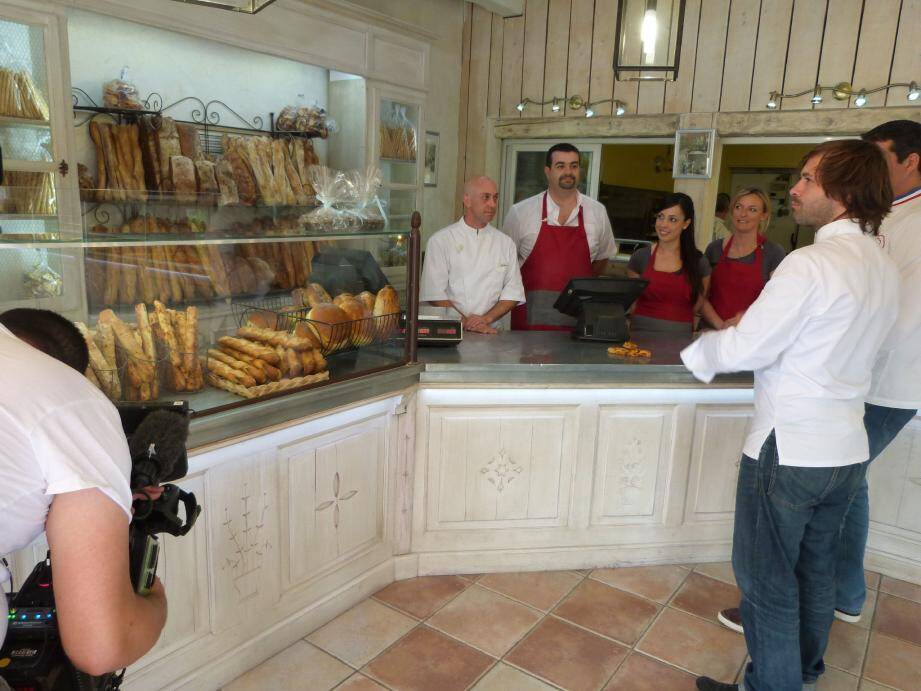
top-left (863, 632), bottom-right (921, 689)
top-left (873, 593), bottom-right (921, 646)
top-left (307, 598), bottom-right (417, 667)
top-left (825, 620), bottom-right (869, 676)
top-left (471, 662), bottom-right (557, 690)
top-left (553, 579), bottom-right (660, 646)
top-left (879, 575), bottom-right (921, 605)
top-left (363, 625), bottom-right (494, 691)
top-left (591, 565), bottom-right (688, 604)
top-left (427, 584), bottom-right (542, 657)
top-left (224, 640), bottom-right (351, 691)
top-left (856, 681), bottom-right (897, 691)
top-left (693, 562), bottom-right (737, 587)
top-left (372, 575), bottom-right (469, 619)
top-left (637, 607), bottom-right (747, 682)
top-left (478, 570), bottom-right (583, 611)
top-left (816, 666), bottom-right (858, 690)
top-left (602, 652), bottom-right (697, 690)
top-left (335, 674), bottom-right (388, 690)
top-left (506, 616), bottom-right (629, 691)
top-left (850, 589), bottom-right (878, 631)
top-left (458, 573), bottom-right (485, 582)
top-left (865, 571), bottom-right (881, 591)
top-left (670, 572), bottom-right (741, 624)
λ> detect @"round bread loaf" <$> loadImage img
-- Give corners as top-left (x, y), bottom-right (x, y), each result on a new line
top-left (332, 293), bottom-right (354, 308)
top-left (338, 296), bottom-right (373, 346)
top-left (245, 310), bottom-right (277, 330)
top-left (373, 286), bottom-right (400, 341)
top-left (306, 302), bottom-right (350, 351)
top-left (357, 291), bottom-right (376, 313)
top-left (306, 282), bottom-right (333, 308)
top-left (292, 321), bottom-right (322, 349)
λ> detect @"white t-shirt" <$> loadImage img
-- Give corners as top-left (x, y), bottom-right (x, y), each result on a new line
top-left (502, 191), bottom-right (618, 265)
top-left (420, 218), bottom-right (525, 329)
top-left (0, 325), bottom-right (132, 645)
top-left (867, 187), bottom-right (921, 409)
top-left (682, 219), bottom-right (899, 467)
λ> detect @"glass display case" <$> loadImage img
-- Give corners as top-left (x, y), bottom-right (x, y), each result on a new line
top-left (0, 179), bottom-right (420, 416)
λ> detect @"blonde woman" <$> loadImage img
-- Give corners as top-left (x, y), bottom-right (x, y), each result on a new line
top-left (700, 187), bottom-right (786, 329)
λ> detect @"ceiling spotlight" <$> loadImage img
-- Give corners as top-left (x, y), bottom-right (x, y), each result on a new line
top-left (516, 101), bottom-right (526, 112)
top-left (585, 107), bottom-right (595, 118)
top-left (811, 87), bottom-right (823, 105)
top-left (766, 92), bottom-right (778, 109)
top-left (551, 98), bottom-right (561, 112)
top-left (909, 81), bottom-right (921, 101)
top-left (615, 103), bottom-right (626, 116)
top-left (854, 90), bottom-right (867, 107)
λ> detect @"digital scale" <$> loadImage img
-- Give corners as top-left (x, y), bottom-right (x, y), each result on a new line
top-left (403, 316), bottom-right (463, 346)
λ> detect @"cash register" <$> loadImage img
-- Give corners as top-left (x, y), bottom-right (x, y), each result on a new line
top-left (553, 276), bottom-right (648, 343)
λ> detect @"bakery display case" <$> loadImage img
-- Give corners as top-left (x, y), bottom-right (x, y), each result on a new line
top-left (0, 172), bottom-right (420, 415)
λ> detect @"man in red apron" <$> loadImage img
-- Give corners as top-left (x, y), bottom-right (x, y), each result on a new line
top-left (503, 143), bottom-right (618, 330)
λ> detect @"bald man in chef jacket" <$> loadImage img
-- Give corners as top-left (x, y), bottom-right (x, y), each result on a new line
top-left (420, 176), bottom-right (525, 333)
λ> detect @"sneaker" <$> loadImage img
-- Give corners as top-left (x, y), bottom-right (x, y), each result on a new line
top-left (696, 677), bottom-right (739, 691)
top-left (834, 608), bottom-right (861, 623)
top-left (717, 607), bottom-right (744, 634)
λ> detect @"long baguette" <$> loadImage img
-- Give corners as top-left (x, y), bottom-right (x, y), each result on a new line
top-left (220, 346), bottom-right (281, 381)
top-left (207, 348), bottom-right (266, 384)
top-left (207, 357), bottom-right (256, 387)
top-left (217, 336), bottom-right (280, 365)
top-left (207, 373), bottom-right (255, 398)
top-left (75, 321), bottom-right (118, 399)
top-left (208, 370), bottom-right (329, 400)
top-left (184, 306), bottom-right (202, 388)
top-left (237, 325), bottom-right (315, 351)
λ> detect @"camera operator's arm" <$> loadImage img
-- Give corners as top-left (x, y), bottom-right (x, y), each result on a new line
top-left (46, 488), bottom-right (167, 676)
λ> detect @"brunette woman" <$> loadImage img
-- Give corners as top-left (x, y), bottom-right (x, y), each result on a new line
top-left (700, 187), bottom-right (786, 329)
top-left (627, 193), bottom-right (710, 335)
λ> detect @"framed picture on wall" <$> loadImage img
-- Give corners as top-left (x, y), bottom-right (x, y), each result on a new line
top-left (424, 131), bottom-right (439, 186)
top-left (672, 128), bottom-right (715, 179)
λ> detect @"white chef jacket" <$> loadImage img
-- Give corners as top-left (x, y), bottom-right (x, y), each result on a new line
top-left (420, 218), bottom-right (525, 328)
top-left (867, 186), bottom-right (921, 409)
top-left (681, 219), bottom-right (899, 467)
top-left (712, 216), bottom-right (730, 241)
top-left (502, 191), bottom-right (618, 265)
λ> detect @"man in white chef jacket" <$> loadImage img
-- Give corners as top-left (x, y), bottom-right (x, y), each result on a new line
top-left (420, 176), bottom-right (525, 333)
top-left (686, 140), bottom-right (899, 691)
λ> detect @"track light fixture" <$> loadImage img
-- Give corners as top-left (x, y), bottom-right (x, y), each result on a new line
top-left (513, 96), bottom-right (628, 117)
top-left (766, 80), bottom-right (921, 109)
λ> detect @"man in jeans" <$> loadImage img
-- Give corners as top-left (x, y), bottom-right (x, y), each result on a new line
top-left (718, 121), bottom-right (921, 634)
top-left (682, 139), bottom-right (898, 691)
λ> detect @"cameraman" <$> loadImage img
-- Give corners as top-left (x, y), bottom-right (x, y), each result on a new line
top-left (0, 309), bottom-right (167, 677)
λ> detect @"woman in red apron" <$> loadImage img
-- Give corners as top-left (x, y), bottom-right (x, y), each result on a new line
top-left (628, 193), bottom-right (709, 335)
top-left (700, 188), bottom-right (786, 329)
top-left (511, 192), bottom-right (593, 330)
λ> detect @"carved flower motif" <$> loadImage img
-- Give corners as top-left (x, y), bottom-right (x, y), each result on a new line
top-left (316, 472), bottom-right (358, 528)
top-left (480, 450), bottom-right (522, 493)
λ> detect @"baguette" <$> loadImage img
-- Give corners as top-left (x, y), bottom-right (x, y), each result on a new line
top-left (237, 325), bottom-right (316, 351)
top-left (88, 121), bottom-right (108, 201)
top-left (248, 371), bottom-right (329, 397)
top-left (98, 309), bottom-right (156, 389)
top-left (299, 349), bottom-right (316, 375)
top-left (207, 373), bottom-right (255, 398)
top-left (286, 348), bottom-right (302, 377)
top-left (217, 336), bottom-right (280, 364)
top-left (96, 322), bottom-right (120, 397)
top-left (207, 357), bottom-right (257, 387)
top-left (184, 306), bottom-right (202, 388)
top-left (274, 345), bottom-right (288, 377)
top-left (75, 321), bottom-right (118, 399)
top-left (208, 348), bottom-right (266, 384)
top-left (219, 346), bottom-right (282, 381)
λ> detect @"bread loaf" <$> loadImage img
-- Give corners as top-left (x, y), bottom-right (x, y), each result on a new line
top-left (357, 291), bottom-right (376, 313)
top-left (170, 156), bottom-right (198, 204)
top-left (338, 295), bottom-right (373, 346)
top-left (306, 303), bottom-right (349, 351)
top-left (177, 123), bottom-right (202, 160)
top-left (195, 160), bottom-right (219, 205)
top-left (157, 118), bottom-right (182, 190)
top-left (138, 116), bottom-right (162, 191)
top-left (306, 282), bottom-right (332, 307)
top-left (374, 285), bottom-right (400, 341)
top-left (224, 148), bottom-right (257, 206)
top-left (215, 159), bottom-right (239, 206)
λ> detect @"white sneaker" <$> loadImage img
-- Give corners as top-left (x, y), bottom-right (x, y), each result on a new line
top-left (834, 608), bottom-right (861, 623)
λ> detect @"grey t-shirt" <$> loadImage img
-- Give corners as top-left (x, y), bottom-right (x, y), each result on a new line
top-left (628, 246), bottom-right (711, 278)
top-left (705, 238), bottom-right (786, 283)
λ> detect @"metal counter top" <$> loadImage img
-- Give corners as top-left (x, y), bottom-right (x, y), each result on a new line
top-left (418, 330), bottom-right (753, 386)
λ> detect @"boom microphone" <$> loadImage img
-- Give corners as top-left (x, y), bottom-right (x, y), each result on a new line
top-left (127, 409), bottom-right (190, 489)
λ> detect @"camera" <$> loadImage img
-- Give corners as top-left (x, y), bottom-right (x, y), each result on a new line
top-left (1, 401), bottom-right (201, 690)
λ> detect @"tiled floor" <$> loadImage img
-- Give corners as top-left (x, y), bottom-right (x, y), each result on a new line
top-left (224, 565), bottom-right (921, 691)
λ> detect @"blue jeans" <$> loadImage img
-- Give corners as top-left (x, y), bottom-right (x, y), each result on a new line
top-left (835, 403), bottom-right (916, 614)
top-left (733, 431), bottom-right (868, 691)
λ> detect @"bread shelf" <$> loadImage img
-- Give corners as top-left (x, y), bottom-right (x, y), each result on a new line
top-left (0, 114), bottom-right (51, 128)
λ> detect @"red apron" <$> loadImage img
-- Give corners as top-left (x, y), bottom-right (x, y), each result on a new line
top-left (633, 244), bottom-right (695, 323)
top-left (709, 234), bottom-right (767, 321)
top-left (511, 192), bottom-right (593, 330)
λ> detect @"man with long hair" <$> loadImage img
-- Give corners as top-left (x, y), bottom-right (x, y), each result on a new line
top-left (683, 140), bottom-right (898, 691)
